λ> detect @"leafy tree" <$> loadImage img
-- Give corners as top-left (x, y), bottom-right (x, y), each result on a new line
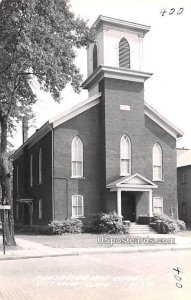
top-left (0, 0), bottom-right (94, 245)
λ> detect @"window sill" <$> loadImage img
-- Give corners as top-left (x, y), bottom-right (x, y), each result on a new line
top-left (152, 179), bottom-right (164, 182)
top-left (120, 174), bottom-right (131, 177)
top-left (71, 216), bottom-right (85, 219)
top-left (71, 177), bottom-right (85, 180)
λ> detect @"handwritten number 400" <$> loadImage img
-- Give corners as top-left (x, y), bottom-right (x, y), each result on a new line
top-left (173, 267), bottom-right (183, 288)
top-left (160, 8), bottom-right (184, 16)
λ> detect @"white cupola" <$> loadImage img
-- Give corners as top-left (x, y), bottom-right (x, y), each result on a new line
top-left (83, 16), bottom-right (152, 96)
top-left (87, 15), bottom-right (150, 76)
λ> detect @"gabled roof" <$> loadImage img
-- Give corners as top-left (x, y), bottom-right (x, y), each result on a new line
top-left (11, 92), bottom-right (183, 161)
top-left (49, 93), bottom-right (101, 128)
top-left (11, 93), bottom-right (101, 160)
top-left (144, 101), bottom-right (183, 139)
top-left (106, 173), bottom-right (158, 189)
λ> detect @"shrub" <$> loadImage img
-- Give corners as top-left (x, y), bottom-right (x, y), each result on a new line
top-left (83, 211), bottom-right (129, 234)
top-left (153, 214), bottom-right (186, 234)
top-left (176, 219), bottom-right (186, 231)
top-left (48, 219), bottom-right (83, 234)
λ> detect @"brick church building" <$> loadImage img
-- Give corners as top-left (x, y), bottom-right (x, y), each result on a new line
top-left (12, 16), bottom-right (183, 226)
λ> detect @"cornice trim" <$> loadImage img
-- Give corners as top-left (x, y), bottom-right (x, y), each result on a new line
top-left (82, 65), bottom-right (153, 89)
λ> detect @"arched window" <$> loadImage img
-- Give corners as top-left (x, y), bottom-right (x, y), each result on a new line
top-left (153, 143), bottom-right (163, 180)
top-left (119, 38), bottom-right (130, 69)
top-left (38, 148), bottom-right (42, 184)
top-left (30, 154), bottom-right (33, 187)
top-left (93, 44), bottom-right (98, 71)
top-left (120, 134), bottom-right (131, 176)
top-left (71, 136), bottom-right (83, 178)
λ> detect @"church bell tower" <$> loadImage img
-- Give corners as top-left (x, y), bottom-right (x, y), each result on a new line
top-left (82, 15), bottom-right (152, 97)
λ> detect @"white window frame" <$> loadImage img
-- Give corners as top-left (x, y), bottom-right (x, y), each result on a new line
top-left (39, 199), bottom-right (42, 220)
top-left (72, 195), bottom-right (84, 218)
top-left (152, 143), bottom-right (163, 181)
top-left (120, 134), bottom-right (131, 176)
top-left (71, 136), bottom-right (83, 178)
top-left (30, 154), bottom-right (33, 187)
top-left (38, 148), bottom-right (42, 184)
top-left (153, 197), bottom-right (163, 215)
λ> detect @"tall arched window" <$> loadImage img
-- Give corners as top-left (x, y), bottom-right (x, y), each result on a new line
top-left (93, 44), bottom-right (98, 71)
top-left (119, 38), bottom-right (130, 69)
top-left (71, 136), bottom-right (83, 178)
top-left (153, 143), bottom-right (163, 180)
top-left (38, 148), bottom-right (42, 184)
top-left (30, 154), bottom-right (33, 187)
top-left (120, 134), bottom-right (131, 176)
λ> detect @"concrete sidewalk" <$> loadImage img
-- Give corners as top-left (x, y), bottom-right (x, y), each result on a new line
top-left (0, 234), bottom-right (191, 260)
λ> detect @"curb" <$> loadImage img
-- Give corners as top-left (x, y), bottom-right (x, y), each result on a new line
top-left (0, 245), bottom-right (191, 261)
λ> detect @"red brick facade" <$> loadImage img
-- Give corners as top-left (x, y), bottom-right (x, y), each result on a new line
top-left (12, 16), bottom-right (181, 225)
top-left (13, 77), bottom-right (178, 224)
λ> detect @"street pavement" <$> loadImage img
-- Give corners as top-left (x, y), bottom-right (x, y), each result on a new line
top-left (0, 250), bottom-right (190, 300)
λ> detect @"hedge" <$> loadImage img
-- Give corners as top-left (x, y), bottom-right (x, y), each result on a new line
top-left (83, 211), bottom-right (129, 234)
top-left (153, 214), bottom-right (186, 234)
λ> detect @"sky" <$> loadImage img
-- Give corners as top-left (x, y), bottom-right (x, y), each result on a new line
top-left (13, 0), bottom-right (191, 149)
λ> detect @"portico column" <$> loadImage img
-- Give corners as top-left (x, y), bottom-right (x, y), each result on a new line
top-left (117, 189), bottom-right (122, 217)
top-left (148, 190), bottom-right (153, 217)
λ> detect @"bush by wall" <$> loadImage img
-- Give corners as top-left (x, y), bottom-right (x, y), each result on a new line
top-left (48, 219), bottom-right (83, 234)
top-left (83, 211), bottom-right (129, 234)
top-left (153, 214), bottom-right (186, 234)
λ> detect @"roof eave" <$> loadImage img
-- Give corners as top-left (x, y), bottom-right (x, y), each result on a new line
top-left (144, 101), bottom-right (184, 139)
top-left (10, 122), bottom-right (52, 161)
top-left (92, 15), bottom-right (150, 36)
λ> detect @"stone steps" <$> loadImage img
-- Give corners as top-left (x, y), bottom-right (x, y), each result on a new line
top-left (129, 223), bottom-right (157, 235)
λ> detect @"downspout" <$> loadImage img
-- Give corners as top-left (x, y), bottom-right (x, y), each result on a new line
top-left (47, 123), bottom-right (55, 220)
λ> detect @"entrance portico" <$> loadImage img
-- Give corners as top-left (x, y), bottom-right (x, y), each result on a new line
top-left (107, 173), bottom-right (157, 220)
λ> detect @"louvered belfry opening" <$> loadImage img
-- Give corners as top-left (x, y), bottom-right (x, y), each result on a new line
top-left (119, 38), bottom-right (130, 69)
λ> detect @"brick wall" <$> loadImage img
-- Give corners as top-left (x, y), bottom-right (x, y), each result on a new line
top-left (144, 116), bottom-right (178, 218)
top-left (53, 104), bottom-right (102, 220)
top-left (99, 77), bottom-right (178, 218)
top-left (13, 132), bottom-right (52, 225)
top-left (99, 78), bottom-right (145, 184)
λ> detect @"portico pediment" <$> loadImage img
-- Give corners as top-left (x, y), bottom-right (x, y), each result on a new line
top-left (106, 173), bottom-right (157, 189)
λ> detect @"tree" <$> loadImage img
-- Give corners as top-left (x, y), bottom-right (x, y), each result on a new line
top-left (0, 0), bottom-right (94, 245)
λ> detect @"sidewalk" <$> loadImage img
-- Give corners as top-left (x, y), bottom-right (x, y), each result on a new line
top-left (0, 233), bottom-right (191, 260)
